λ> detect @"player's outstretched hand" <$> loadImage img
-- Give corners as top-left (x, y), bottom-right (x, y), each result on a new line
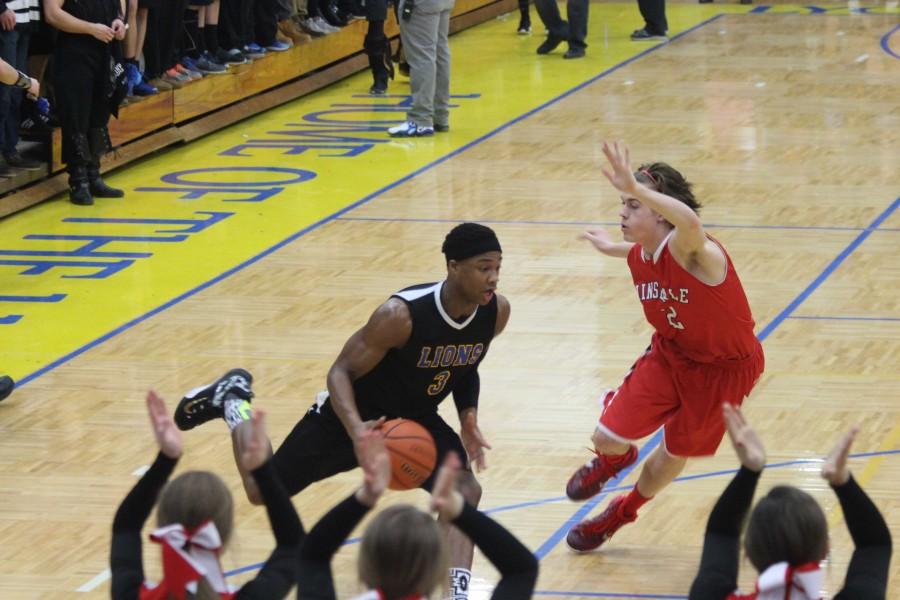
top-left (821, 426), bottom-right (859, 487)
top-left (146, 390), bottom-right (183, 459)
top-left (600, 141), bottom-right (639, 197)
top-left (239, 408), bottom-right (271, 472)
top-left (430, 453), bottom-right (465, 521)
top-left (723, 403), bottom-right (765, 472)
top-left (355, 428), bottom-right (391, 507)
top-left (581, 229), bottom-right (615, 252)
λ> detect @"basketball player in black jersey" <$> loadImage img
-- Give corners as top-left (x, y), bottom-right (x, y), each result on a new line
top-left (174, 222), bottom-right (509, 599)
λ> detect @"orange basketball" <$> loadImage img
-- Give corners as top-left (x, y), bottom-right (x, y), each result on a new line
top-left (382, 418), bottom-right (437, 490)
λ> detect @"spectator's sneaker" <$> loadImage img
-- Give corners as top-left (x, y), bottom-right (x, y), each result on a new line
top-left (563, 46), bottom-right (585, 59)
top-left (537, 34), bottom-right (565, 54)
top-left (434, 123), bottom-right (449, 132)
top-left (566, 495), bottom-right (636, 552)
top-left (369, 83), bottom-right (387, 95)
top-left (566, 444), bottom-right (638, 500)
top-left (148, 77), bottom-right (175, 91)
top-left (388, 120), bottom-right (434, 138)
top-left (217, 48), bottom-right (248, 65)
top-left (174, 368), bottom-right (254, 431)
top-left (3, 151), bottom-right (42, 171)
top-left (163, 67), bottom-right (191, 87)
top-left (192, 56), bottom-right (228, 74)
top-left (133, 80), bottom-right (159, 95)
top-left (517, 16), bottom-right (531, 34)
top-left (0, 375), bottom-right (13, 402)
top-left (312, 16), bottom-right (341, 33)
top-left (630, 28), bottom-right (668, 41)
top-left (243, 43), bottom-right (267, 59)
top-left (175, 63), bottom-right (203, 80)
top-left (322, 2), bottom-right (348, 27)
top-left (298, 17), bottom-right (327, 36)
top-left (124, 62), bottom-right (141, 96)
top-left (266, 39), bottom-right (292, 52)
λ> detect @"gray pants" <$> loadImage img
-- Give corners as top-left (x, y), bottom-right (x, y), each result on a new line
top-left (398, 0), bottom-right (453, 128)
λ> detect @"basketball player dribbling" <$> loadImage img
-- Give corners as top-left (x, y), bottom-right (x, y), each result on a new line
top-left (564, 141), bottom-right (765, 551)
top-left (174, 222), bottom-right (509, 599)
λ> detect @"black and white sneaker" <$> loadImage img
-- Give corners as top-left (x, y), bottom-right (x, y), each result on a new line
top-left (174, 368), bottom-right (254, 430)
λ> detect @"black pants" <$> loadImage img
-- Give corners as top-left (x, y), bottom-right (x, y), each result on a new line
top-left (272, 398), bottom-right (468, 495)
top-left (637, 0), bottom-right (667, 34)
top-left (534, 0), bottom-right (588, 49)
top-left (220, 0), bottom-right (278, 48)
top-left (53, 39), bottom-right (110, 166)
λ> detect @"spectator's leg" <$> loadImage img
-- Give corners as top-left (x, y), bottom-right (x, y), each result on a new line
top-left (399, 0), bottom-right (440, 129)
top-left (433, 8), bottom-right (450, 128)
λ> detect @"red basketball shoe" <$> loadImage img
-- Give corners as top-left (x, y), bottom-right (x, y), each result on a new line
top-left (566, 495), bottom-right (636, 551)
top-left (565, 445), bottom-right (638, 500)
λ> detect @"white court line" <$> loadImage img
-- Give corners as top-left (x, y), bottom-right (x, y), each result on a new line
top-left (76, 568), bottom-right (111, 592)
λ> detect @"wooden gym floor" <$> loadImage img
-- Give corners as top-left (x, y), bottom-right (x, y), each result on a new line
top-left (0, 2), bottom-right (898, 598)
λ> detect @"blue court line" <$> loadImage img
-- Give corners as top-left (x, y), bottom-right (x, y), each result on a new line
top-left (12, 16), bottom-right (725, 391)
top-left (881, 23), bottom-right (900, 60)
top-left (755, 197), bottom-right (900, 341)
top-left (221, 448), bottom-right (900, 578)
top-left (336, 215), bottom-right (900, 234)
top-left (788, 315), bottom-right (900, 322)
top-left (533, 196), bottom-right (900, 560)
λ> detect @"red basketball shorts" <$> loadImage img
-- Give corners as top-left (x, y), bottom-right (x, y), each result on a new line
top-left (598, 342), bottom-right (764, 457)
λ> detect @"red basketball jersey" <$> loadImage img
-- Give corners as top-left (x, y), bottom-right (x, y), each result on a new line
top-left (627, 231), bottom-right (760, 364)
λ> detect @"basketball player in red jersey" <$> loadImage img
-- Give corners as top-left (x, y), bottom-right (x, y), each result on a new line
top-left (565, 141), bottom-right (765, 551)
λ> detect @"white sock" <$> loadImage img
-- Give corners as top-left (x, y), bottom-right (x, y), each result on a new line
top-left (447, 567), bottom-right (471, 600)
top-left (223, 395), bottom-right (251, 431)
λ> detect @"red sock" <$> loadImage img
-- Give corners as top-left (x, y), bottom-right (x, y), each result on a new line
top-left (603, 444), bottom-right (636, 467)
top-left (621, 484), bottom-right (652, 517)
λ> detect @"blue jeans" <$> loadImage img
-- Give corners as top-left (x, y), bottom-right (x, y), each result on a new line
top-left (0, 28), bottom-right (31, 155)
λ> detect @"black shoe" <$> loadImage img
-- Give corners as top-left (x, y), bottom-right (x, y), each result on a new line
top-left (398, 61), bottom-right (410, 77)
top-left (517, 16), bottom-right (531, 34)
top-left (563, 47), bottom-right (585, 59)
top-left (434, 123), bottom-right (449, 132)
top-left (70, 182), bottom-right (93, 205)
top-left (369, 84), bottom-right (387, 95)
top-left (4, 151), bottom-right (43, 171)
top-left (537, 35), bottom-right (565, 55)
top-left (174, 368), bottom-right (254, 431)
top-left (90, 177), bottom-right (125, 198)
top-left (0, 376), bottom-right (13, 402)
top-left (630, 28), bottom-right (668, 41)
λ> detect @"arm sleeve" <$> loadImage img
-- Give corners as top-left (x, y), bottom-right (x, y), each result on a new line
top-left (450, 503), bottom-right (538, 599)
top-left (688, 466), bottom-right (761, 600)
top-left (296, 493), bottom-right (371, 600)
top-left (831, 475), bottom-right (892, 600)
top-left (452, 369), bottom-right (479, 413)
top-left (110, 452), bottom-right (178, 600)
top-left (236, 460), bottom-right (304, 599)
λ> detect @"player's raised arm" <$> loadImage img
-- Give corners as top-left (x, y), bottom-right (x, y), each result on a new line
top-left (327, 298), bottom-right (412, 442)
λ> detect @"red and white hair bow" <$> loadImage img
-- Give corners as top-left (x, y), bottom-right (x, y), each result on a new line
top-left (729, 561), bottom-right (823, 600)
top-left (140, 521), bottom-right (234, 600)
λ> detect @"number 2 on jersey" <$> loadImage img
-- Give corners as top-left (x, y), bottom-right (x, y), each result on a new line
top-left (667, 306), bottom-right (685, 330)
top-left (428, 370), bottom-right (451, 395)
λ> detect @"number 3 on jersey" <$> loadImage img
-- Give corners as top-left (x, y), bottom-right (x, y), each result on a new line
top-left (667, 306), bottom-right (685, 330)
top-left (428, 370), bottom-right (451, 395)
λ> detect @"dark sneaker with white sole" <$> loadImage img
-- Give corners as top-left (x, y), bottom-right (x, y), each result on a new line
top-left (174, 368), bottom-right (254, 430)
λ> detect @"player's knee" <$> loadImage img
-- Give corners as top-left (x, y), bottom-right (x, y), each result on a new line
top-left (456, 471), bottom-right (482, 506)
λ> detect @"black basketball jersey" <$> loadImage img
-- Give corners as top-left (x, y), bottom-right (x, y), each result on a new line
top-left (353, 281), bottom-right (498, 419)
